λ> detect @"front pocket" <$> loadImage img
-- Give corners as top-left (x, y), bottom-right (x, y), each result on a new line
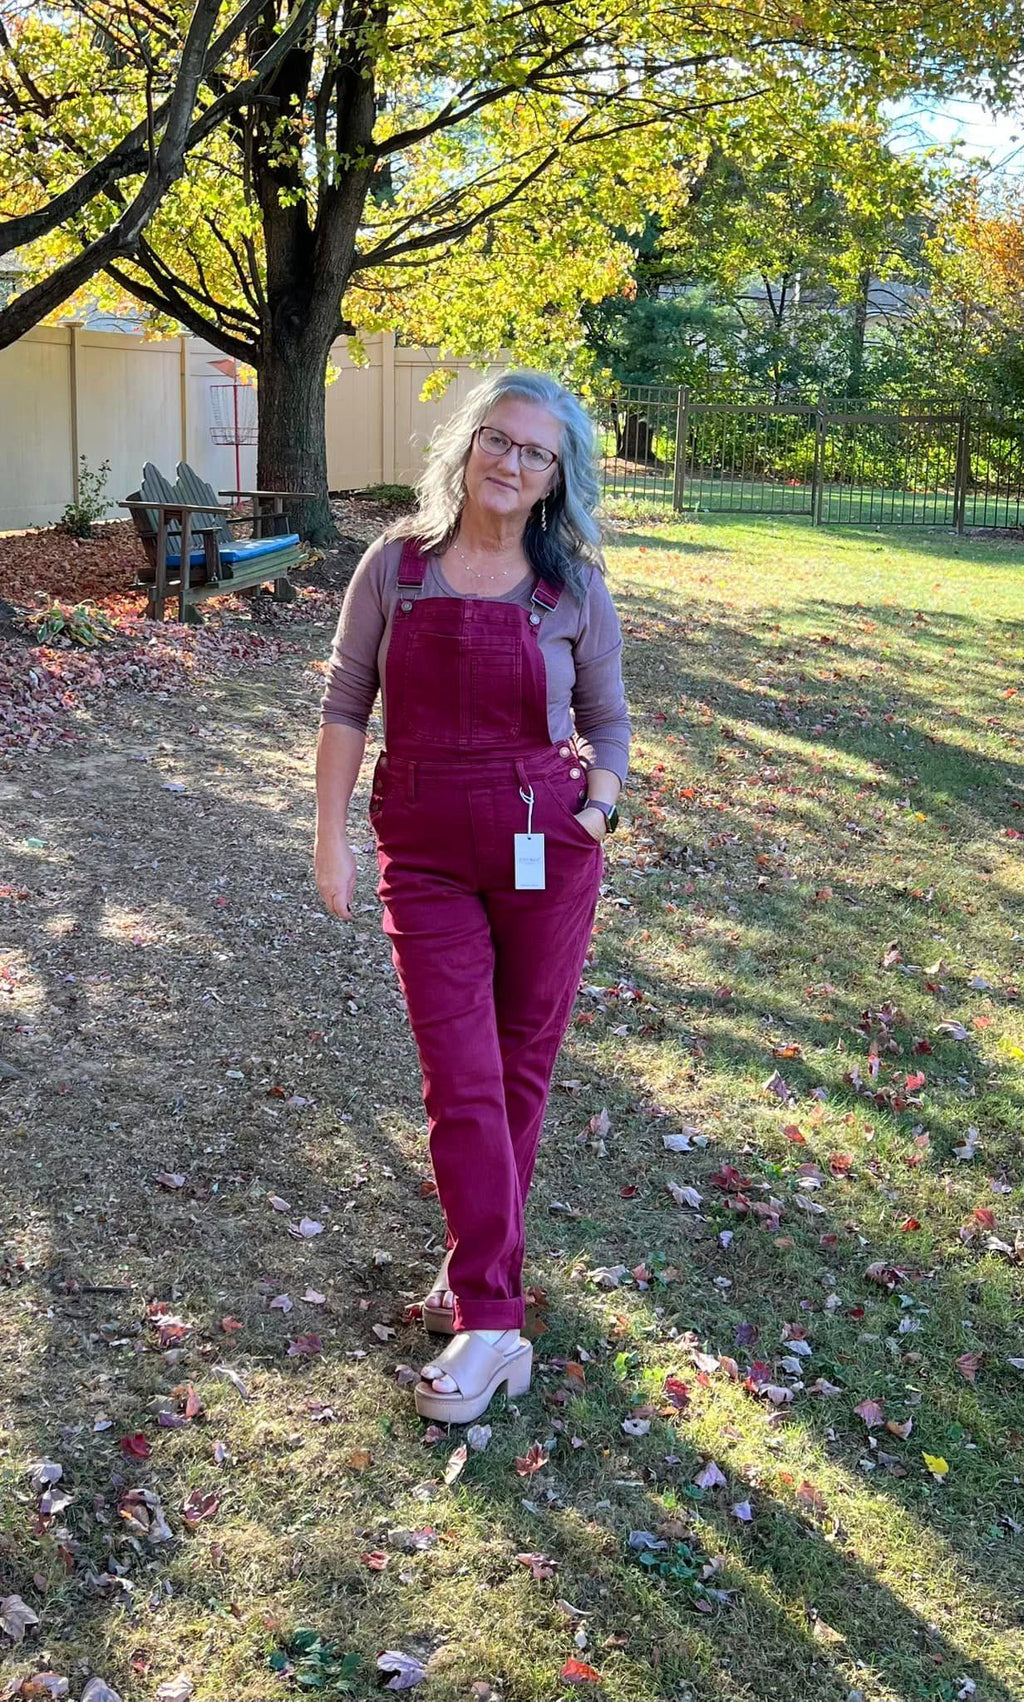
top-left (468, 643), bottom-right (522, 742)
top-left (541, 775), bottom-right (602, 848)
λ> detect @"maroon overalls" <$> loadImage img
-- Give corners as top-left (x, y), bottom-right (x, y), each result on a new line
top-left (368, 541), bottom-right (604, 1331)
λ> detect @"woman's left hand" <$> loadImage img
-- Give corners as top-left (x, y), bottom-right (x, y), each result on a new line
top-left (574, 806), bottom-right (608, 842)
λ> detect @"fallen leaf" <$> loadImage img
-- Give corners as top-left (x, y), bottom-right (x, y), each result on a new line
top-left (181, 1490), bottom-right (219, 1527)
top-left (27, 1461), bottom-right (62, 1492)
top-left (796, 1481), bottom-right (828, 1513)
top-left (731, 1500), bottom-right (754, 1522)
top-left (560, 1659), bottom-right (603, 1684)
top-left (886, 1417), bottom-right (913, 1440)
top-left (763, 1070), bottom-right (794, 1102)
top-left (956, 1352), bottom-right (983, 1385)
top-left (211, 1364), bottom-right (249, 1400)
top-left (466, 1425), bottom-right (491, 1452)
top-left (118, 1488), bottom-right (172, 1543)
top-left (267, 1194), bottom-right (291, 1212)
top-left (444, 1444), bottom-right (468, 1485)
top-left (154, 1172), bottom-right (186, 1190)
top-left (119, 1434), bottom-right (151, 1459)
top-left (377, 1650), bottom-right (427, 1691)
top-left (286, 1334), bottom-right (323, 1357)
top-left (710, 1165), bottom-right (751, 1191)
top-left (922, 1452), bottom-right (949, 1479)
top-left (288, 1217), bottom-right (324, 1239)
top-left (667, 1182), bottom-right (702, 1210)
top-left (516, 1551), bottom-right (558, 1580)
top-left (515, 1443), bottom-right (550, 1476)
top-left (782, 1125), bottom-right (806, 1144)
top-left (663, 1376), bottom-right (689, 1409)
top-left (854, 1398), bottom-right (885, 1429)
top-left (622, 1417), bottom-right (651, 1437)
top-left (0, 1595), bottom-right (40, 1643)
top-left (81, 1681), bottom-right (124, 1702)
top-left (155, 1680), bottom-right (193, 1702)
top-left (694, 1460), bottom-right (727, 1489)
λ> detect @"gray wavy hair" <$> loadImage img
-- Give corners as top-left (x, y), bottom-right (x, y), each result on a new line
top-left (387, 368), bottom-right (604, 602)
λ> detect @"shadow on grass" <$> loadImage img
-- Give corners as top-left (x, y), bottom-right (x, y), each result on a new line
top-left (0, 550), bottom-right (1021, 1699)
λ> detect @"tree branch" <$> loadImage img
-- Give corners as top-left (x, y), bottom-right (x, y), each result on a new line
top-left (0, 0), bottom-right (224, 349)
top-left (0, 0), bottom-right (318, 255)
top-left (103, 258), bottom-right (257, 362)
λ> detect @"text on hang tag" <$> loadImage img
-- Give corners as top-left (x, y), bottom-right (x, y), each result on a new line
top-left (514, 832), bottom-right (546, 889)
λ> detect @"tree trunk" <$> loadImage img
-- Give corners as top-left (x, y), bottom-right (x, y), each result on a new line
top-left (848, 265), bottom-right (870, 397)
top-left (257, 326), bottom-right (336, 545)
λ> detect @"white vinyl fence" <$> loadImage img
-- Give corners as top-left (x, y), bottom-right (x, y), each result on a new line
top-left (0, 325), bottom-right (506, 531)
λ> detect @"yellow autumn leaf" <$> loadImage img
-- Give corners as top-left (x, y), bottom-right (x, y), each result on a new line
top-left (922, 1452), bottom-right (949, 1477)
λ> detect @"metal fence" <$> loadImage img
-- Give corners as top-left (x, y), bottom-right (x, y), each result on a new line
top-left (594, 388), bottom-right (1024, 529)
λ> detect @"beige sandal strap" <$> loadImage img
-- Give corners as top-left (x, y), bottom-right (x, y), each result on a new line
top-left (423, 1332), bottom-right (518, 1397)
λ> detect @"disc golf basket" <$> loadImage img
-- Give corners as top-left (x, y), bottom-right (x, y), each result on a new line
top-left (210, 382), bottom-right (258, 495)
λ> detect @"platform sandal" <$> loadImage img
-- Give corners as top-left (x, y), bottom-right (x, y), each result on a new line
top-left (405, 1252), bottom-right (456, 1335)
top-left (413, 1330), bottom-right (533, 1424)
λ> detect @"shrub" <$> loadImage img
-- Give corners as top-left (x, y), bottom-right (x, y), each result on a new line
top-left (60, 456), bottom-right (112, 538)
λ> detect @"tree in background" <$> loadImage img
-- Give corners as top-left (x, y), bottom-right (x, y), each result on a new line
top-left (0, 0), bottom-right (320, 348)
top-left (864, 172), bottom-right (1024, 403)
top-left (585, 93), bottom-right (938, 403)
top-left (12, 0), bottom-right (1024, 536)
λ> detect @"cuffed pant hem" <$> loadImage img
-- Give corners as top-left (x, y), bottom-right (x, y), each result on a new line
top-left (451, 1298), bottom-right (525, 1331)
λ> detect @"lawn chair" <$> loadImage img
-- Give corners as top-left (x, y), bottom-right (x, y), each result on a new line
top-left (176, 461), bottom-right (312, 541)
top-left (121, 462), bottom-right (307, 623)
top-left (121, 462), bottom-right (226, 623)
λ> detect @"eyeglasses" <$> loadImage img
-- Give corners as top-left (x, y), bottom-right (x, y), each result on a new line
top-left (475, 424), bottom-right (558, 473)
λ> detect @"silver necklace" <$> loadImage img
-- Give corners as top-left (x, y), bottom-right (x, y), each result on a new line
top-left (450, 537), bottom-right (520, 584)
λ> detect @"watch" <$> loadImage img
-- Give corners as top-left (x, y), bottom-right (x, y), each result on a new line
top-left (581, 798), bottom-right (619, 833)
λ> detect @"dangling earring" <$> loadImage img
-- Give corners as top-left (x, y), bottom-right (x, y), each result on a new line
top-left (541, 496), bottom-right (548, 533)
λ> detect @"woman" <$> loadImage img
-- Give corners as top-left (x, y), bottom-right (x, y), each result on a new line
top-left (314, 370), bottom-right (631, 1424)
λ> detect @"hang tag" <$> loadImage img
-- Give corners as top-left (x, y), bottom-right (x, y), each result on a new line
top-left (514, 832), bottom-right (546, 889)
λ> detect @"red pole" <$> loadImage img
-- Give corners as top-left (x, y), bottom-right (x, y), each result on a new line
top-left (232, 380), bottom-right (241, 495)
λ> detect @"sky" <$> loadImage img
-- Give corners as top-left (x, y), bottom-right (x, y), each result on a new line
top-left (885, 95), bottom-right (1024, 177)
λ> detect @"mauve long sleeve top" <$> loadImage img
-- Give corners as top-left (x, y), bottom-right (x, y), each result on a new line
top-left (318, 536), bottom-right (632, 783)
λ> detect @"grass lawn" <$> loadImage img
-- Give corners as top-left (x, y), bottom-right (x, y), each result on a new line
top-left (0, 512), bottom-right (1022, 1702)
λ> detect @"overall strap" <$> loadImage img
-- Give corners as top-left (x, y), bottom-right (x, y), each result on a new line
top-left (528, 576), bottom-right (562, 625)
top-left (397, 538), bottom-right (430, 590)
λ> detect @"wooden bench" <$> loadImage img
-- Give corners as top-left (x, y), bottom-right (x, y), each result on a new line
top-left (121, 462), bottom-right (308, 623)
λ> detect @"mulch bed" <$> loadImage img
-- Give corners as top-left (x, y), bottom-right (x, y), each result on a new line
top-left (0, 495), bottom-right (415, 763)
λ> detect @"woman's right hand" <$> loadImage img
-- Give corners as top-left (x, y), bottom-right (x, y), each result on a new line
top-left (315, 834), bottom-right (358, 921)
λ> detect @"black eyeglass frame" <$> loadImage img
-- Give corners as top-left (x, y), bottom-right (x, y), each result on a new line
top-left (473, 424), bottom-right (560, 472)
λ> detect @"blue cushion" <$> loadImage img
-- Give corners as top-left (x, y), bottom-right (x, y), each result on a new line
top-left (165, 533), bottom-right (301, 568)
top-left (221, 533), bottom-right (301, 564)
